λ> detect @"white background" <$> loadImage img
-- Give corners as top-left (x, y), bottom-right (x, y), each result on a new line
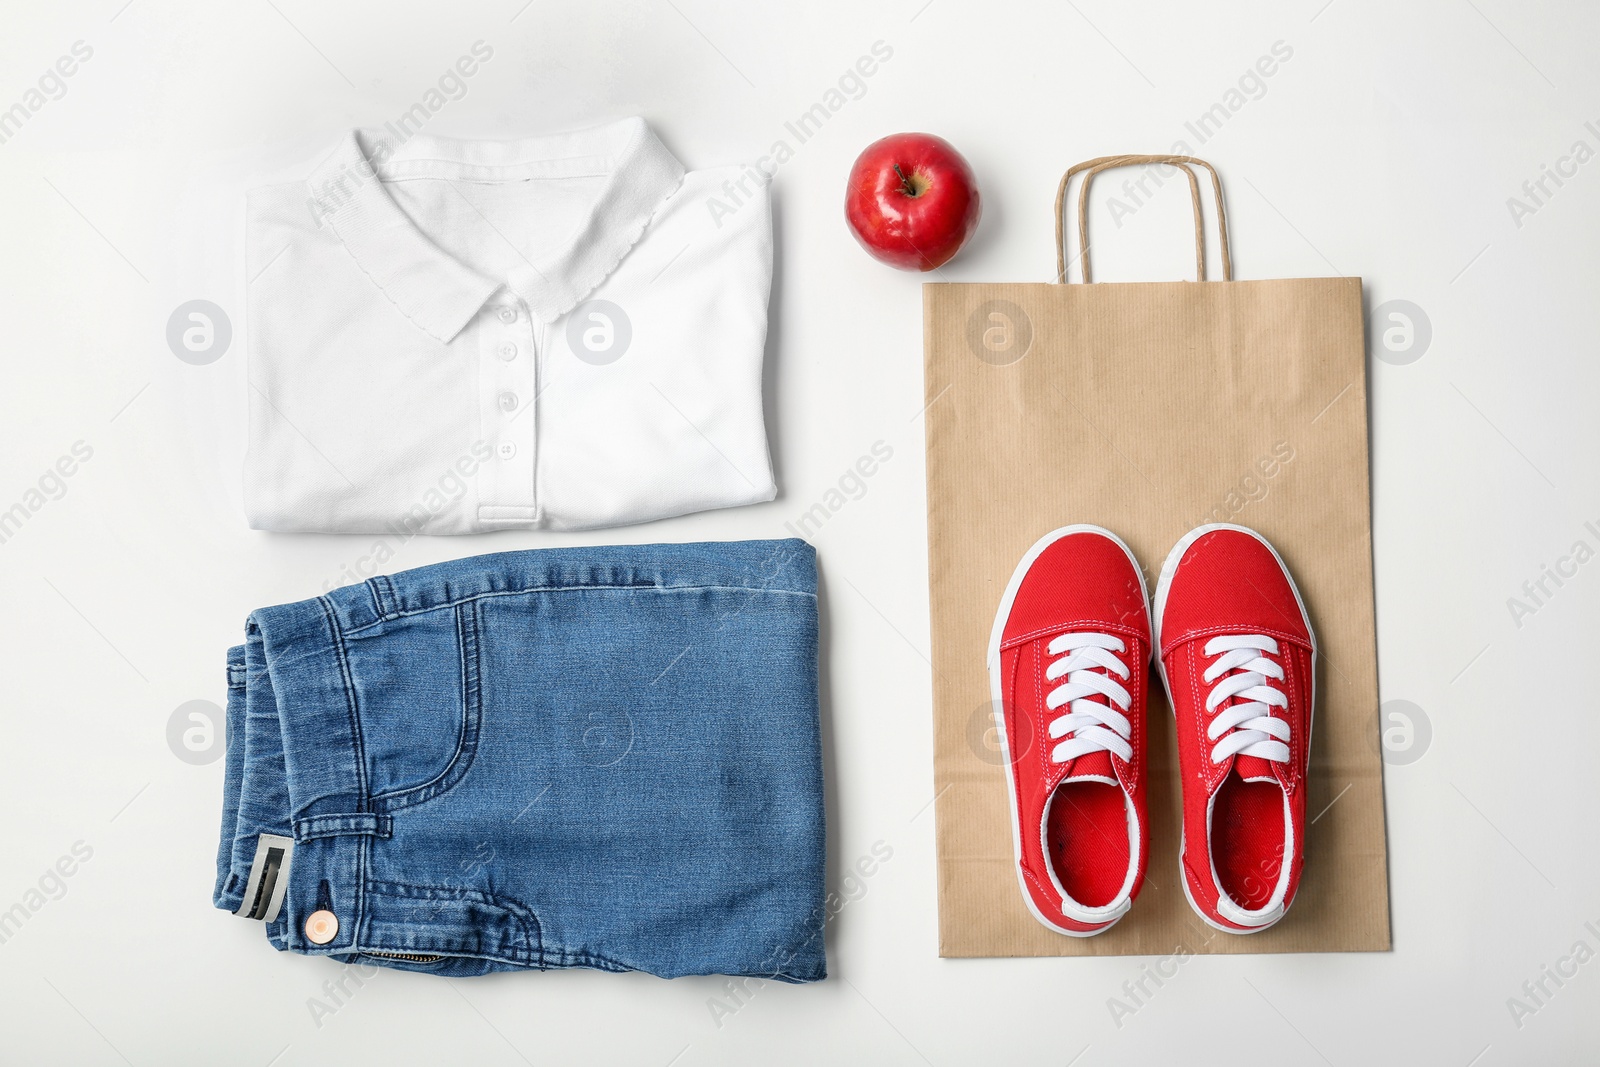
top-left (1, 0), bottom-right (1596, 1063)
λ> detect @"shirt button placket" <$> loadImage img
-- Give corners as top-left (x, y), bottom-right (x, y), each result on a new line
top-left (483, 299), bottom-right (536, 522)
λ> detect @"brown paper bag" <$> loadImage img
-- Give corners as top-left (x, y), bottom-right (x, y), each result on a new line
top-left (924, 155), bottom-right (1390, 957)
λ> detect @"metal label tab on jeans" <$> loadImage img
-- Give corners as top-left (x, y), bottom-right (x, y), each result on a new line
top-left (236, 834), bottom-right (294, 923)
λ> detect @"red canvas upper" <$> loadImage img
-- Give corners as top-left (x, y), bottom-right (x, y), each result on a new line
top-left (990, 528), bottom-right (1150, 936)
top-left (1157, 526), bottom-right (1314, 933)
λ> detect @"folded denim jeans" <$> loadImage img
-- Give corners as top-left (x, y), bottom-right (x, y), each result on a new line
top-left (214, 539), bottom-right (825, 982)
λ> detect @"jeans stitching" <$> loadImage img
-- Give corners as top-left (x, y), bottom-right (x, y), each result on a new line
top-left (317, 595), bottom-right (370, 953)
top-left (293, 814), bottom-right (393, 840)
top-left (375, 574), bottom-right (398, 618)
top-left (363, 878), bottom-right (545, 966)
top-left (370, 599), bottom-right (483, 812)
top-left (342, 584), bottom-right (815, 636)
top-left (316, 597), bottom-right (370, 806)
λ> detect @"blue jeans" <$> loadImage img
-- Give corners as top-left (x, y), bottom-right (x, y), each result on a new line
top-left (214, 539), bottom-right (825, 982)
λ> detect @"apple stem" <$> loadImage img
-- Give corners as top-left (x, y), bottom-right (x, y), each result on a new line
top-left (893, 163), bottom-right (918, 198)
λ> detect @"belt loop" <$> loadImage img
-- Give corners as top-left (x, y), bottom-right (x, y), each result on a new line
top-left (294, 813), bottom-right (394, 841)
top-left (367, 575), bottom-right (399, 620)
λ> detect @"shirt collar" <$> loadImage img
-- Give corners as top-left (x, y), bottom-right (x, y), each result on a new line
top-left (306, 118), bottom-right (686, 342)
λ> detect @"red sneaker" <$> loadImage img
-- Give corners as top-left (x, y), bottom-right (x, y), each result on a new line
top-left (1153, 524), bottom-right (1315, 934)
top-left (987, 526), bottom-right (1150, 936)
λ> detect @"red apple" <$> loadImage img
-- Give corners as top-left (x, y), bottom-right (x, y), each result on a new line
top-left (845, 133), bottom-right (981, 271)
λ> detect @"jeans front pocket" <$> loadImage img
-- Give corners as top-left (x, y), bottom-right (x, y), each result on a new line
top-left (342, 600), bottom-right (483, 809)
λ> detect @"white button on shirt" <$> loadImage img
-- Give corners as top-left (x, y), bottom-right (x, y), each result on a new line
top-left (243, 118), bottom-right (776, 533)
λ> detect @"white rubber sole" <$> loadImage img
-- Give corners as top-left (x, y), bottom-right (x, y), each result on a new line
top-left (1151, 522), bottom-right (1317, 935)
top-left (985, 524), bottom-right (1150, 938)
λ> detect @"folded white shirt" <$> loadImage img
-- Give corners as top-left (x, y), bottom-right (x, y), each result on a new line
top-left (244, 117), bottom-right (776, 534)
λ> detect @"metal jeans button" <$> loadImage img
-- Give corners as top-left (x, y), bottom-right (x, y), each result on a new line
top-left (305, 910), bottom-right (339, 945)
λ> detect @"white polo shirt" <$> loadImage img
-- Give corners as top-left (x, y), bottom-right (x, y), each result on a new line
top-left (244, 118), bottom-right (775, 534)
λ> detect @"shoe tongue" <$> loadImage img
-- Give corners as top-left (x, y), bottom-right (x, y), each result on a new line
top-left (1065, 751), bottom-right (1116, 783)
top-left (1234, 754), bottom-right (1277, 783)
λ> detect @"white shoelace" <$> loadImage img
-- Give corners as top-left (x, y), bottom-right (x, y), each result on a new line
top-left (1044, 633), bottom-right (1133, 764)
top-left (1202, 634), bottom-right (1290, 765)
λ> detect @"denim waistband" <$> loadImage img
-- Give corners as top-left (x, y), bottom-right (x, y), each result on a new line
top-left (319, 538), bottom-right (817, 634)
top-left (214, 538), bottom-right (824, 980)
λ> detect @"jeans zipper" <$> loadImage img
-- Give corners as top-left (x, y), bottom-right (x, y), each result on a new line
top-left (365, 950), bottom-right (446, 964)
